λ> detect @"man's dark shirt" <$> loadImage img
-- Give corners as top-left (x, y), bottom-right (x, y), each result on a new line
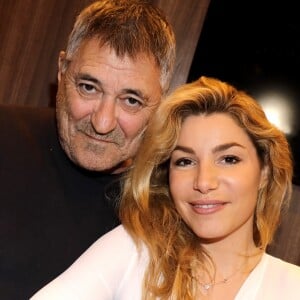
top-left (0, 104), bottom-right (121, 299)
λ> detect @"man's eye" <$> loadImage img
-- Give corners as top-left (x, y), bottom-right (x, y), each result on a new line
top-left (78, 83), bottom-right (96, 94)
top-left (125, 97), bottom-right (143, 107)
top-left (119, 96), bottom-right (144, 112)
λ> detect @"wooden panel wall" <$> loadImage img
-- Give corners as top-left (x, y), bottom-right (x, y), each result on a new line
top-left (0, 0), bottom-right (210, 107)
top-left (154, 0), bottom-right (210, 92)
top-left (0, 0), bottom-right (94, 107)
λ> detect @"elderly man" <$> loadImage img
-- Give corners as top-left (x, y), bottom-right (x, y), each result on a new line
top-left (0, 1), bottom-right (175, 299)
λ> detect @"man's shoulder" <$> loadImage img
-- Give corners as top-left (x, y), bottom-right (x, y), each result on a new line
top-left (0, 104), bottom-right (56, 137)
top-left (0, 104), bottom-right (58, 158)
top-left (0, 103), bottom-right (55, 122)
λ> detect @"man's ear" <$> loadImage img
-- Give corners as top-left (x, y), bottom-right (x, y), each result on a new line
top-left (57, 51), bottom-right (66, 82)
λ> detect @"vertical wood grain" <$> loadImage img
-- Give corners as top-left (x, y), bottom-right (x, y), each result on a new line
top-left (155, 0), bottom-right (210, 92)
top-left (0, 0), bottom-right (94, 107)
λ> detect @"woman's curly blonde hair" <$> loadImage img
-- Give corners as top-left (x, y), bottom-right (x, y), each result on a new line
top-left (120, 76), bottom-right (293, 299)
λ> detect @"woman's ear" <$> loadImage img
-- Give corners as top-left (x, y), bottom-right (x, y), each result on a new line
top-left (259, 166), bottom-right (269, 189)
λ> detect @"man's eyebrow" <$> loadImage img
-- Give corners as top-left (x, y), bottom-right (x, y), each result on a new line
top-left (76, 73), bottom-right (100, 84)
top-left (122, 88), bottom-right (146, 100)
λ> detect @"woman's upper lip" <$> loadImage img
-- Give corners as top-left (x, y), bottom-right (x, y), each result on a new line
top-left (189, 200), bottom-right (227, 206)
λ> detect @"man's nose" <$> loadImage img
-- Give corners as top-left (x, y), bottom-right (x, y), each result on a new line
top-left (91, 97), bottom-right (118, 134)
top-left (193, 162), bottom-right (218, 194)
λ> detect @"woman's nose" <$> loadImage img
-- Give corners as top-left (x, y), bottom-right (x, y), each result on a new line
top-left (193, 162), bottom-right (218, 194)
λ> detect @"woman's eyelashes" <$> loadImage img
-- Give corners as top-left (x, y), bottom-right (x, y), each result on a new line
top-left (170, 153), bottom-right (242, 169)
top-left (220, 155), bottom-right (241, 165)
top-left (174, 157), bottom-right (195, 167)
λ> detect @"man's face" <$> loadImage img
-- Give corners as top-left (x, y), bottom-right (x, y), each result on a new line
top-left (56, 38), bottom-right (162, 173)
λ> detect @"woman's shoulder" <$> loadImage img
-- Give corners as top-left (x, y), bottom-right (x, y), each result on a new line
top-left (70, 225), bottom-right (147, 299)
top-left (30, 225), bottom-right (144, 299)
top-left (85, 225), bottom-right (137, 258)
top-left (97, 224), bottom-right (132, 243)
top-left (237, 253), bottom-right (300, 299)
top-left (265, 253), bottom-right (300, 272)
top-left (263, 253), bottom-right (300, 285)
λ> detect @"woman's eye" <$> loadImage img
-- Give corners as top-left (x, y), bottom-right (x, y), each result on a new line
top-left (174, 158), bottom-right (193, 166)
top-left (222, 155), bottom-right (240, 164)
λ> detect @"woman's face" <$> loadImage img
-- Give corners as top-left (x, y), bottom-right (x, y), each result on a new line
top-left (169, 113), bottom-right (266, 242)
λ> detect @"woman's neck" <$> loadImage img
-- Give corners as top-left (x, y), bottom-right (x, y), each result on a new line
top-left (196, 241), bottom-right (263, 300)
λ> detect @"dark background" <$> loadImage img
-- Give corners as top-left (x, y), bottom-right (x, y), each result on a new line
top-left (188, 0), bottom-right (300, 185)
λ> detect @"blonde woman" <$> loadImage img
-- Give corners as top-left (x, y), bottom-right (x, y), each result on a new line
top-left (31, 77), bottom-right (300, 299)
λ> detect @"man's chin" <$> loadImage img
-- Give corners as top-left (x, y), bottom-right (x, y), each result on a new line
top-left (76, 156), bottom-right (132, 174)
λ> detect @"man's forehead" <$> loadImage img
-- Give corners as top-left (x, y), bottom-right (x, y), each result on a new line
top-left (75, 38), bottom-right (158, 67)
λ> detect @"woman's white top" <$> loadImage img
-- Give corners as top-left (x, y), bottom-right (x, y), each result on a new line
top-left (31, 225), bottom-right (300, 300)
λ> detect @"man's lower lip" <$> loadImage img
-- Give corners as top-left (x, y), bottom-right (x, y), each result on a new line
top-left (85, 134), bottom-right (114, 143)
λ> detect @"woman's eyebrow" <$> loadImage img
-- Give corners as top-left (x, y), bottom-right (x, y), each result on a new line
top-left (173, 145), bottom-right (195, 154)
top-left (212, 142), bottom-right (245, 154)
top-left (173, 142), bottom-right (245, 154)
